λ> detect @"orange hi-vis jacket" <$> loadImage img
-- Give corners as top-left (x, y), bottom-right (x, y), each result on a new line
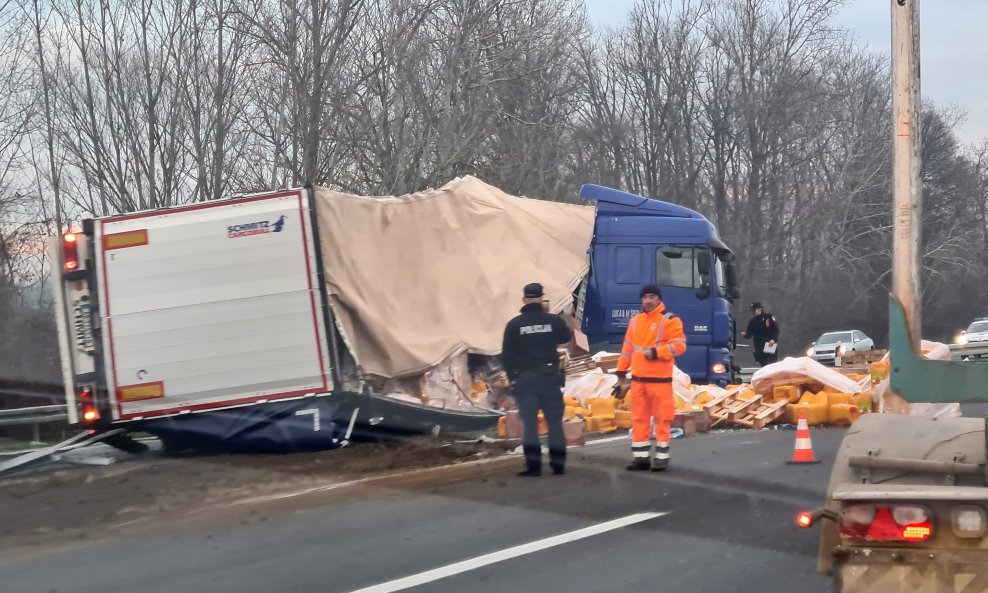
top-left (615, 304), bottom-right (687, 378)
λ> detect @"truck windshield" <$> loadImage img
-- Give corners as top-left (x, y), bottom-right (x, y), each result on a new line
top-left (967, 321), bottom-right (988, 333)
top-left (656, 246), bottom-right (708, 289)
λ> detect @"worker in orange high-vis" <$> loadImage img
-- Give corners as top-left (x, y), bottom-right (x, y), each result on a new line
top-left (614, 284), bottom-right (687, 472)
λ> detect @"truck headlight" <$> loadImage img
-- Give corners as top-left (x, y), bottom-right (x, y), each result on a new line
top-left (957, 334), bottom-right (969, 346)
top-left (837, 344), bottom-right (847, 355)
top-left (711, 362), bottom-right (726, 375)
top-left (806, 347), bottom-right (815, 357)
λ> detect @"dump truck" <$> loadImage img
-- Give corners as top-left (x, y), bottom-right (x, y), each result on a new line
top-left (798, 2), bottom-right (988, 590)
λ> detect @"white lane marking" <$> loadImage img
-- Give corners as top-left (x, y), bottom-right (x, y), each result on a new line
top-left (343, 512), bottom-right (667, 593)
top-left (583, 434), bottom-right (629, 445)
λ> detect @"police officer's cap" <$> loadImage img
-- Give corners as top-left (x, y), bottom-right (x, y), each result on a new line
top-left (750, 302), bottom-right (763, 311)
top-left (640, 284), bottom-right (662, 299)
top-left (523, 283), bottom-right (545, 298)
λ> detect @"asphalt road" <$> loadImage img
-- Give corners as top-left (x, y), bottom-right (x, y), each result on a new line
top-left (0, 426), bottom-right (845, 593)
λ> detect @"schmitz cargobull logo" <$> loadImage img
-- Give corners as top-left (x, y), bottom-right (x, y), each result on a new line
top-left (227, 215), bottom-right (287, 238)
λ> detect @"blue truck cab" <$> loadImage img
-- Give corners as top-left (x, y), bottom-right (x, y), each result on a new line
top-left (578, 184), bottom-right (741, 386)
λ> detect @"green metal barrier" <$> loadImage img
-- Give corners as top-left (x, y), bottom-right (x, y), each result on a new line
top-left (890, 296), bottom-right (988, 403)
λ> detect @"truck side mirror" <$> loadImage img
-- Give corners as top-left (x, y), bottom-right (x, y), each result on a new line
top-left (725, 261), bottom-right (740, 300)
top-left (696, 252), bottom-right (711, 276)
top-left (695, 282), bottom-right (711, 300)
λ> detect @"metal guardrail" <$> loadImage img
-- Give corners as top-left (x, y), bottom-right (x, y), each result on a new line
top-left (0, 380), bottom-right (69, 442)
top-left (949, 343), bottom-right (988, 361)
top-left (0, 405), bottom-right (68, 427)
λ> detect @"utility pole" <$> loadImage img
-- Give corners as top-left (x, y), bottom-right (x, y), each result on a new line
top-left (891, 0), bottom-right (923, 350)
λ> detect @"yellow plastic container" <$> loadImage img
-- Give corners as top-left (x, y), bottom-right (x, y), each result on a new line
top-left (615, 410), bottom-right (633, 429)
top-left (564, 405), bottom-right (577, 420)
top-left (498, 416), bottom-right (507, 437)
top-left (827, 392), bottom-right (854, 406)
top-left (871, 360), bottom-right (890, 382)
top-left (738, 388), bottom-right (758, 401)
top-left (853, 391), bottom-right (873, 412)
top-left (773, 385), bottom-right (801, 404)
top-left (564, 396), bottom-right (581, 408)
top-left (537, 413), bottom-right (548, 435)
top-left (586, 415), bottom-right (617, 433)
top-left (788, 391), bottom-right (829, 424)
top-left (693, 391), bottom-right (715, 407)
top-left (588, 397), bottom-right (616, 417)
top-left (829, 403), bottom-right (862, 426)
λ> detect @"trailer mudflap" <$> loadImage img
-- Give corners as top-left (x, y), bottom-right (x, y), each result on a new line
top-left (836, 548), bottom-right (988, 593)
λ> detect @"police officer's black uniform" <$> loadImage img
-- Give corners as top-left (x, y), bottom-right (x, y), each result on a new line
top-left (743, 302), bottom-right (780, 366)
top-left (501, 283), bottom-right (572, 477)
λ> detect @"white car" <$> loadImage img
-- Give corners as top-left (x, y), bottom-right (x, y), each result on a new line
top-left (956, 318), bottom-right (988, 345)
top-left (806, 330), bottom-right (875, 366)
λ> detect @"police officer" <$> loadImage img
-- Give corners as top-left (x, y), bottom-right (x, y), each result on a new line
top-left (741, 302), bottom-right (780, 366)
top-left (501, 282), bottom-right (572, 477)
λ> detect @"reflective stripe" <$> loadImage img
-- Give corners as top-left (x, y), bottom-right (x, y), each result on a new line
top-left (654, 451), bottom-right (670, 460)
top-left (795, 438), bottom-right (813, 449)
top-left (633, 450), bottom-right (651, 458)
top-left (619, 352), bottom-right (631, 360)
top-left (667, 344), bottom-right (676, 358)
top-left (631, 441), bottom-right (651, 449)
top-left (653, 313), bottom-right (674, 348)
top-left (656, 441), bottom-right (669, 448)
top-left (655, 443), bottom-right (670, 460)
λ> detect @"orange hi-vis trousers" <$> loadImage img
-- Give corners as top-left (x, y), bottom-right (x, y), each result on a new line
top-left (629, 380), bottom-right (674, 461)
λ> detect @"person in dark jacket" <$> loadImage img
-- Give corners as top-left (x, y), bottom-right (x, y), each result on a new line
top-left (501, 282), bottom-right (572, 477)
top-left (741, 302), bottom-right (780, 366)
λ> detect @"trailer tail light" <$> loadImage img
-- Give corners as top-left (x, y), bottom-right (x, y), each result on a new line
top-left (79, 386), bottom-right (100, 423)
top-left (951, 506), bottom-right (987, 539)
top-left (63, 232), bottom-right (80, 271)
top-left (839, 504), bottom-right (933, 543)
top-left (796, 511), bottom-right (814, 528)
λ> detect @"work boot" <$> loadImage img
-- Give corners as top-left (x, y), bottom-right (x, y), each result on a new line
top-left (551, 465), bottom-right (565, 475)
top-left (651, 457), bottom-right (669, 472)
top-left (626, 458), bottom-right (650, 471)
top-left (517, 468), bottom-right (541, 477)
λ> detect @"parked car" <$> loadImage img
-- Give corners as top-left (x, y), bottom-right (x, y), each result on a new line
top-left (956, 317), bottom-right (988, 345)
top-left (806, 330), bottom-right (874, 366)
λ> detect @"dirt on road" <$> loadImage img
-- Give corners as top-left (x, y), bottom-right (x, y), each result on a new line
top-left (0, 435), bottom-right (514, 553)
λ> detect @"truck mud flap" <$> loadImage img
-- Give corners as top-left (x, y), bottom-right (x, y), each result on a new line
top-left (137, 397), bottom-right (345, 454)
top-left (837, 550), bottom-right (988, 593)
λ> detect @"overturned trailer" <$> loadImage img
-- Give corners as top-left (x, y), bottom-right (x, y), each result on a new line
top-left (53, 177), bottom-right (594, 452)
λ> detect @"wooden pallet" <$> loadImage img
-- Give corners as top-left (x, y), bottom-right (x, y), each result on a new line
top-left (733, 399), bottom-right (789, 430)
top-left (704, 392), bottom-right (740, 427)
top-left (839, 349), bottom-right (888, 368)
top-left (724, 395), bottom-right (765, 424)
top-left (564, 355), bottom-right (596, 376)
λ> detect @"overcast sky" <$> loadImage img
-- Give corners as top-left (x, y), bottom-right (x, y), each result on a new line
top-left (583, 0), bottom-right (988, 145)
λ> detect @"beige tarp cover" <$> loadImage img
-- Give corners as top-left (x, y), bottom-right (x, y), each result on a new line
top-left (314, 177), bottom-right (595, 379)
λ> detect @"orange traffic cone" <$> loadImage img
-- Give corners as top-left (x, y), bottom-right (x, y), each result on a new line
top-left (786, 412), bottom-right (821, 464)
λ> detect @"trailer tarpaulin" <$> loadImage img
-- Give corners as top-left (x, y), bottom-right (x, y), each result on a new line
top-left (313, 177), bottom-right (595, 378)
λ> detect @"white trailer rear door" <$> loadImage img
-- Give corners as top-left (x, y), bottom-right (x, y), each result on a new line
top-left (96, 190), bottom-right (332, 421)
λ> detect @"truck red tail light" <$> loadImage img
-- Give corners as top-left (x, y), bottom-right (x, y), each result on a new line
top-left (63, 232), bottom-right (80, 271)
top-left (79, 386), bottom-right (100, 423)
top-left (839, 504), bottom-right (933, 543)
top-left (796, 511), bottom-right (814, 528)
